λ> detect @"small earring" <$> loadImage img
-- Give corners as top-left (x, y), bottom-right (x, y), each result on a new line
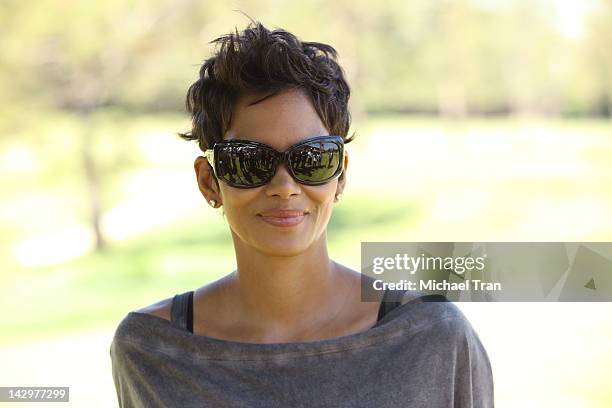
top-left (208, 199), bottom-right (217, 207)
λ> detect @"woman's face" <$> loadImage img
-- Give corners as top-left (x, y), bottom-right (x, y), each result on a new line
top-left (194, 88), bottom-right (349, 256)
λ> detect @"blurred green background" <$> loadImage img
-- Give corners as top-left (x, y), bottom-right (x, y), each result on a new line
top-left (1, 0), bottom-right (611, 407)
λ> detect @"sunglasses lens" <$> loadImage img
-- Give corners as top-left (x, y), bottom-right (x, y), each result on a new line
top-left (216, 145), bottom-right (277, 187)
top-left (289, 141), bottom-right (342, 184)
top-left (213, 137), bottom-right (343, 188)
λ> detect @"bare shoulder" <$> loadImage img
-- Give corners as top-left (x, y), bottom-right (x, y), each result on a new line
top-left (132, 274), bottom-right (235, 323)
top-left (133, 296), bottom-right (174, 321)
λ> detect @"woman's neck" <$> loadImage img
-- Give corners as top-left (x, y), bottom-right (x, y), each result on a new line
top-left (227, 231), bottom-right (355, 337)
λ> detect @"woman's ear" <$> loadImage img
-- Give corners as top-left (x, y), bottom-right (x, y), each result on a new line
top-left (336, 149), bottom-right (349, 198)
top-left (194, 156), bottom-right (221, 205)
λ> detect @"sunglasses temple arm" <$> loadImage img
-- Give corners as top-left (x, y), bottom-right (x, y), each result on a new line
top-left (203, 150), bottom-right (217, 177)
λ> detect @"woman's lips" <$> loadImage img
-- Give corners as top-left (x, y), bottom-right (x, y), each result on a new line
top-left (257, 213), bottom-right (308, 227)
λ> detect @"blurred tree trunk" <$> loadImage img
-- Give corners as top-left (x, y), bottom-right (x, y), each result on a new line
top-left (79, 108), bottom-right (105, 251)
top-left (23, 1), bottom-right (202, 252)
top-left (437, 0), bottom-right (468, 119)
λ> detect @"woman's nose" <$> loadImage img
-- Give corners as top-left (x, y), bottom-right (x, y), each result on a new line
top-left (264, 163), bottom-right (301, 198)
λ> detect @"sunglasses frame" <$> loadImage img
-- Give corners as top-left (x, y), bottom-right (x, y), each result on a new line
top-left (203, 135), bottom-right (345, 188)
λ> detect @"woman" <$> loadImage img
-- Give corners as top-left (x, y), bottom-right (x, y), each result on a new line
top-left (110, 20), bottom-right (494, 407)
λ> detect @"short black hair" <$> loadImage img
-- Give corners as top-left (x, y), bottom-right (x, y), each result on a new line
top-left (177, 18), bottom-right (356, 152)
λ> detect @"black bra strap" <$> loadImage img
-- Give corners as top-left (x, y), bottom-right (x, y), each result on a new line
top-left (170, 291), bottom-right (194, 333)
top-left (376, 288), bottom-right (406, 322)
top-left (376, 290), bottom-right (449, 323)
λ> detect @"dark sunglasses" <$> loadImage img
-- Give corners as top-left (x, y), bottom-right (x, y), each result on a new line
top-left (203, 135), bottom-right (345, 188)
